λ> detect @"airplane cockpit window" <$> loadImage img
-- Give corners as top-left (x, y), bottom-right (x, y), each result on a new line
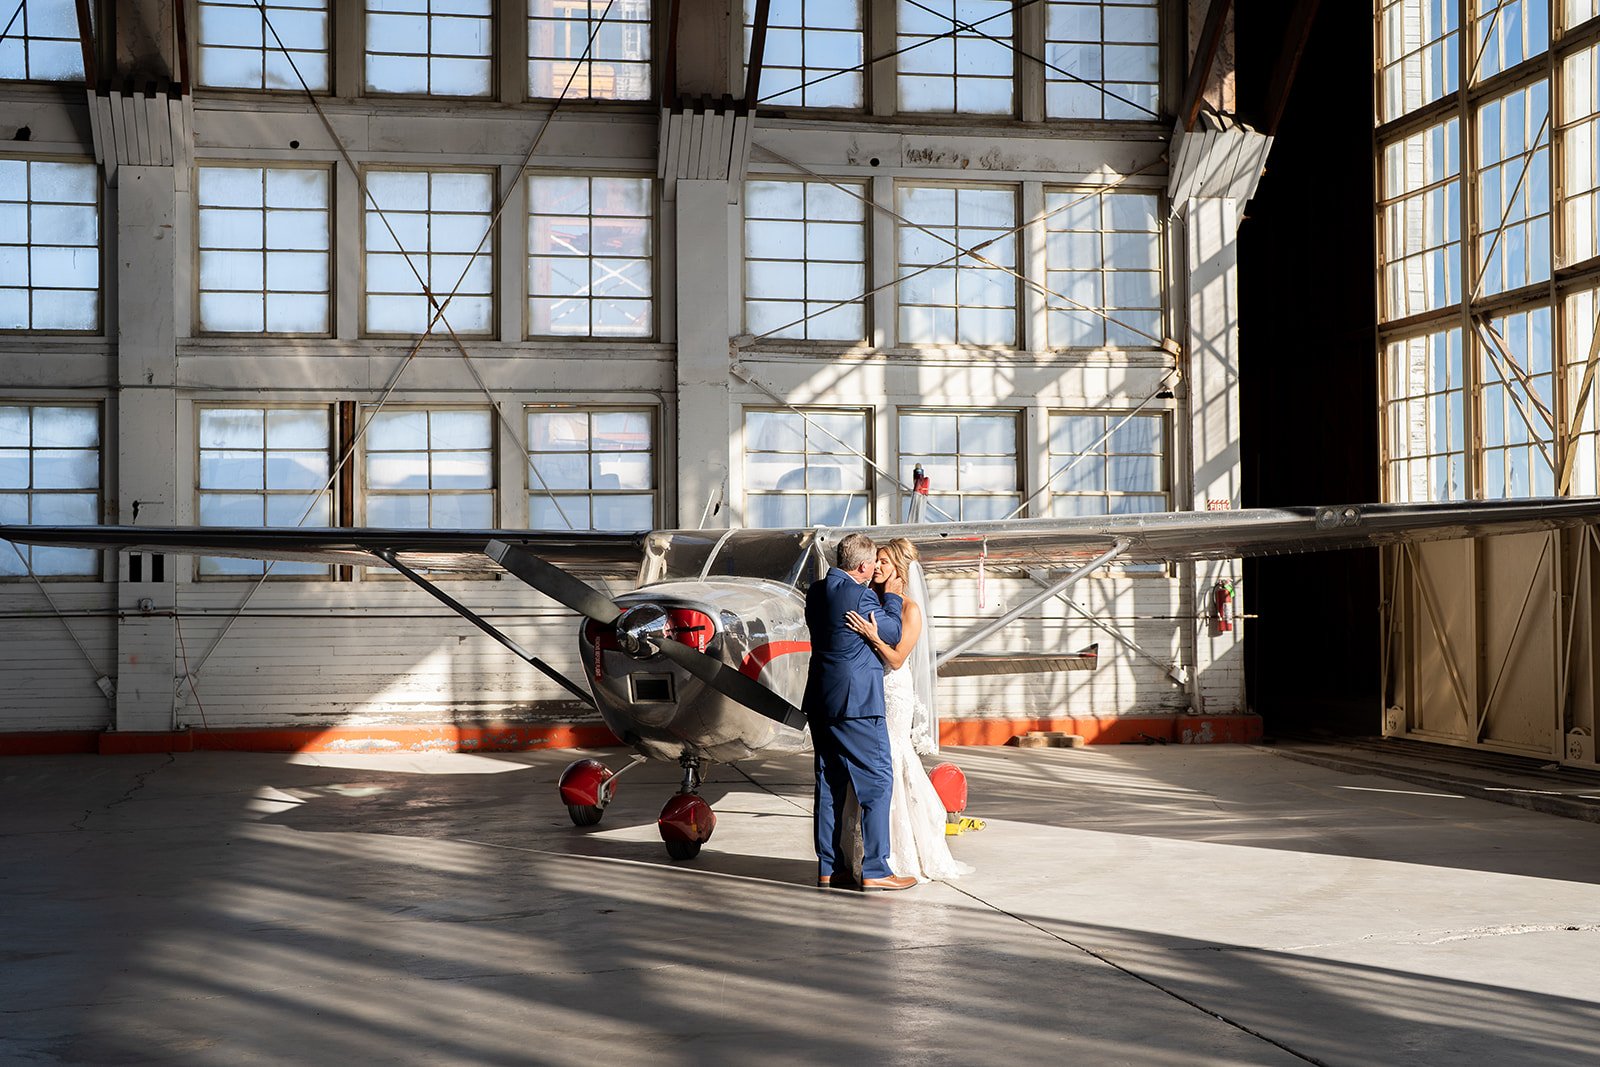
top-left (640, 530), bottom-right (817, 589)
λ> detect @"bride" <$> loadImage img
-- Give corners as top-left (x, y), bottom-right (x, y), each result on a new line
top-left (843, 538), bottom-right (971, 883)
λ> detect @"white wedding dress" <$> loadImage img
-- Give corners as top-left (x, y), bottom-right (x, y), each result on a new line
top-left (881, 662), bottom-right (971, 883)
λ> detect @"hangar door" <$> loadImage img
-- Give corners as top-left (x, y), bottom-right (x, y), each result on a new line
top-left (1382, 529), bottom-right (1599, 764)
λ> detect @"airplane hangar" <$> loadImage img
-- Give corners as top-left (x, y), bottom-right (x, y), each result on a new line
top-left (0, 0), bottom-right (1592, 768)
top-left (4, 3), bottom-right (1600, 1065)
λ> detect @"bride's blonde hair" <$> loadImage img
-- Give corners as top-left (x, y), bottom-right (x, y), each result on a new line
top-left (880, 537), bottom-right (919, 581)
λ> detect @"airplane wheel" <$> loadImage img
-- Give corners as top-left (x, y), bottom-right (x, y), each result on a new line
top-left (567, 803), bottom-right (604, 826)
top-left (664, 838), bottom-right (702, 861)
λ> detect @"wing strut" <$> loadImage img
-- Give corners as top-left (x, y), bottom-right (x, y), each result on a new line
top-left (935, 540), bottom-right (1131, 669)
top-left (377, 550), bottom-right (596, 709)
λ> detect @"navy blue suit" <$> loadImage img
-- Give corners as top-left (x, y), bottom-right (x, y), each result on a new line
top-left (804, 566), bottom-right (903, 879)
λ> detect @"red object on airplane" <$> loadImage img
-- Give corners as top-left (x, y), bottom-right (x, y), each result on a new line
top-left (658, 792), bottom-right (717, 843)
top-left (558, 758), bottom-right (613, 807)
top-left (929, 763), bottom-right (967, 815)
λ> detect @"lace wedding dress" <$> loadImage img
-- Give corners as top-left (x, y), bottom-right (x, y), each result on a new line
top-left (882, 662), bottom-right (971, 882)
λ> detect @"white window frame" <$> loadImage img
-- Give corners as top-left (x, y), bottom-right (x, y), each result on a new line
top-left (525, 404), bottom-right (659, 530)
top-left (525, 173), bottom-right (656, 340)
top-left (1042, 186), bottom-right (1163, 349)
top-left (363, 0), bottom-right (494, 98)
top-left (0, 157), bottom-right (100, 333)
top-left (896, 0), bottom-right (1016, 116)
top-left (0, 0), bottom-right (85, 82)
top-left (360, 405), bottom-right (499, 532)
top-left (195, 162), bottom-right (334, 336)
top-left (195, 0), bottom-right (332, 92)
top-left (0, 400), bottom-right (102, 581)
top-left (896, 409), bottom-right (1022, 522)
top-left (1043, 0), bottom-right (1162, 122)
top-left (895, 182), bottom-right (1020, 347)
top-left (743, 407), bottom-right (874, 528)
top-left (1045, 408), bottom-right (1170, 517)
top-left (361, 166), bottom-right (497, 338)
top-left (194, 404), bottom-right (335, 579)
top-left (743, 176), bottom-right (869, 342)
top-left (742, 0), bottom-right (864, 111)
top-left (528, 0), bottom-right (653, 101)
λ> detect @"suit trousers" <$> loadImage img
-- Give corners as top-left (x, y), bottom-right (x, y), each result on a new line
top-left (812, 714), bottom-right (894, 880)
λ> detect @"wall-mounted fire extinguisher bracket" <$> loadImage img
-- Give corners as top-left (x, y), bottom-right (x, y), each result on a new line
top-left (1213, 579), bottom-right (1235, 635)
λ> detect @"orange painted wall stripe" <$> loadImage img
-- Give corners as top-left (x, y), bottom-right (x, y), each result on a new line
top-left (0, 714), bottom-right (1260, 756)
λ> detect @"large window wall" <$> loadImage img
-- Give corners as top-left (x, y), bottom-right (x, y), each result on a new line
top-left (174, 0), bottom-right (1168, 121)
top-left (1378, 1), bottom-right (1600, 500)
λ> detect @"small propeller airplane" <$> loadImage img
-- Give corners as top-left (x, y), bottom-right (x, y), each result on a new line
top-left (6, 496), bottom-right (1600, 858)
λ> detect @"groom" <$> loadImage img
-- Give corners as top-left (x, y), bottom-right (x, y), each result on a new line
top-left (803, 532), bottom-right (917, 892)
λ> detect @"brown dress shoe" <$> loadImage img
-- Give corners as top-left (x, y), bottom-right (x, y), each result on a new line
top-left (860, 874), bottom-right (917, 891)
top-left (817, 873), bottom-right (861, 889)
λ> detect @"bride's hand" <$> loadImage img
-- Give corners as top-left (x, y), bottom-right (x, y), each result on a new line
top-left (843, 610), bottom-right (880, 642)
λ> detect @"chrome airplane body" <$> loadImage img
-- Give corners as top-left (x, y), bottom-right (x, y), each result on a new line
top-left (9, 497), bottom-right (1600, 858)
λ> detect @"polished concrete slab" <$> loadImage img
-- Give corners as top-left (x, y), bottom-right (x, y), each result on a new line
top-left (2, 745), bottom-right (1598, 1065)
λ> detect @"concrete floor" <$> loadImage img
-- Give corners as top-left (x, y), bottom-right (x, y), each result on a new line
top-left (2, 745), bottom-right (1598, 1066)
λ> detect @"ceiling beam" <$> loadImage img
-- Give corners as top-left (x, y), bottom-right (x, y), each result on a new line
top-left (1182, 0), bottom-right (1233, 131)
top-left (1263, 0), bottom-right (1321, 135)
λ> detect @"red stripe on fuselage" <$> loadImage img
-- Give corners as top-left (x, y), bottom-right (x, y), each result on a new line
top-left (738, 641), bottom-right (811, 679)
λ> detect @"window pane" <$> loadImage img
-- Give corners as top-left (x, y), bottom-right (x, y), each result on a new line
top-left (1045, 1), bottom-right (1160, 120)
top-left (528, 407), bottom-right (657, 530)
top-left (198, 1), bottom-right (331, 91)
top-left (1476, 84), bottom-right (1550, 297)
top-left (1379, 119), bottom-right (1461, 320)
top-left (199, 166), bottom-right (332, 334)
top-left (365, 170), bottom-right (494, 336)
top-left (528, 175), bottom-right (655, 338)
top-left (745, 0), bottom-right (862, 109)
top-left (900, 0), bottom-right (1014, 115)
top-left (530, 0), bottom-right (652, 101)
top-left (899, 410), bottom-right (1018, 520)
top-left (0, 159), bottom-right (99, 330)
top-left (197, 405), bottom-right (331, 576)
top-left (366, 0), bottom-right (492, 96)
top-left (746, 408), bottom-right (870, 526)
top-left (0, 0), bottom-right (86, 81)
top-left (1377, 0), bottom-right (1459, 122)
top-left (897, 185), bottom-right (1017, 345)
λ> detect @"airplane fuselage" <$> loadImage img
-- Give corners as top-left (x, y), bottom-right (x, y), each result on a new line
top-left (578, 577), bottom-right (813, 763)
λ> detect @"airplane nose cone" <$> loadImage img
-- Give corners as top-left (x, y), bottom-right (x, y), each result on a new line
top-left (615, 603), bottom-right (669, 657)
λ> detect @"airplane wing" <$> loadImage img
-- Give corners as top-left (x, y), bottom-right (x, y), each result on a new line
top-left (831, 498), bottom-right (1600, 573)
top-left (0, 526), bottom-right (646, 577)
top-left (7, 499), bottom-right (1600, 576)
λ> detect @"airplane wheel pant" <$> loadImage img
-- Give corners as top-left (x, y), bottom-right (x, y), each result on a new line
top-left (658, 793), bottom-right (716, 844)
top-left (558, 759), bottom-right (612, 807)
top-left (812, 714), bottom-right (894, 881)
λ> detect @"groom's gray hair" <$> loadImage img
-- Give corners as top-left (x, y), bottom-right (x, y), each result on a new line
top-left (836, 532), bottom-right (876, 572)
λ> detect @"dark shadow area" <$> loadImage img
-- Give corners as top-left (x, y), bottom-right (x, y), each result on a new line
top-left (5, 747), bottom-right (1599, 1065)
top-left (1238, 0), bottom-right (1382, 736)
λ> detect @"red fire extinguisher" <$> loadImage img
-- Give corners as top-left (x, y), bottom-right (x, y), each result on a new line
top-left (1213, 580), bottom-right (1234, 634)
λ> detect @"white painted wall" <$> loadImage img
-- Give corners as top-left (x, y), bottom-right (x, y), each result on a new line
top-left (0, 2), bottom-right (1246, 735)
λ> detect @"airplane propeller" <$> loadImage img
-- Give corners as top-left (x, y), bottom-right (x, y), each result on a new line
top-left (485, 540), bottom-right (806, 730)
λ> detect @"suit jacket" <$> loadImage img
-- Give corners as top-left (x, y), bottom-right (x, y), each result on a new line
top-left (802, 567), bottom-right (904, 722)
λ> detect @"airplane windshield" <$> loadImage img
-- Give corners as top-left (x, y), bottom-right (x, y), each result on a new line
top-left (643, 530), bottom-right (818, 588)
